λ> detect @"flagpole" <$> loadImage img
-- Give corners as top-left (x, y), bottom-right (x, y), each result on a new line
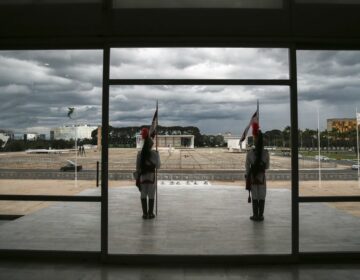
top-left (155, 100), bottom-right (158, 216)
top-left (356, 107), bottom-right (359, 187)
top-left (317, 108), bottom-right (321, 188)
top-left (75, 117), bottom-right (78, 188)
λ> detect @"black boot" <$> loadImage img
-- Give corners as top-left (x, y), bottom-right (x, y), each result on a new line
top-left (258, 200), bottom-right (265, 221)
top-left (148, 199), bottom-right (155, 219)
top-left (250, 199), bottom-right (259, 221)
top-left (141, 198), bottom-right (148, 219)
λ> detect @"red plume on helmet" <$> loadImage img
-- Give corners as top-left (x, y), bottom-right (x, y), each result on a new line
top-left (252, 122), bottom-right (259, 138)
top-left (141, 127), bottom-right (149, 139)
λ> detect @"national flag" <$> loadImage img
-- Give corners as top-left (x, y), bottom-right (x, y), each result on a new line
top-left (240, 101), bottom-right (259, 143)
top-left (149, 101), bottom-right (158, 139)
top-left (67, 107), bottom-right (75, 119)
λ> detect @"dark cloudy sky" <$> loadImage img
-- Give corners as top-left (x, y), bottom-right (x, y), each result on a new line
top-left (0, 48), bottom-right (359, 136)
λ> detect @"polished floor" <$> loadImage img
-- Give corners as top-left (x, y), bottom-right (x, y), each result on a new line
top-left (0, 183), bottom-right (359, 254)
top-left (0, 260), bottom-right (360, 280)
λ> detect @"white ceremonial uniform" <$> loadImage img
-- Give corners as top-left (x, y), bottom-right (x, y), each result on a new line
top-left (245, 148), bottom-right (270, 200)
top-left (136, 150), bottom-right (161, 199)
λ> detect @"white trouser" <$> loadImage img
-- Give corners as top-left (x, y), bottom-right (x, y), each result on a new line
top-left (140, 183), bottom-right (156, 199)
top-left (251, 185), bottom-right (266, 200)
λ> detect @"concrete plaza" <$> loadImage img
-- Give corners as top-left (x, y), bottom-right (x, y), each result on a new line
top-left (0, 184), bottom-right (359, 254)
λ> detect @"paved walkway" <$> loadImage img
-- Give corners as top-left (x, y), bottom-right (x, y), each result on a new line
top-left (1, 261), bottom-right (360, 280)
top-left (0, 184), bottom-right (359, 254)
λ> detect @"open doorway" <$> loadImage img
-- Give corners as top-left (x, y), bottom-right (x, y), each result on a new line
top-left (107, 47), bottom-right (292, 255)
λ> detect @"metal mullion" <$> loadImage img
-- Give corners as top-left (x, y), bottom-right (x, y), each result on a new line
top-left (290, 45), bottom-right (299, 257)
top-left (105, 253), bottom-right (296, 265)
top-left (298, 252), bottom-right (360, 263)
top-left (0, 195), bottom-right (101, 202)
top-left (296, 44), bottom-right (360, 51)
top-left (0, 249), bottom-right (100, 261)
top-left (299, 196), bottom-right (360, 203)
top-left (101, 46), bottom-right (110, 259)
top-left (108, 42), bottom-right (292, 49)
top-left (109, 79), bottom-right (291, 86)
top-left (102, 0), bottom-right (113, 10)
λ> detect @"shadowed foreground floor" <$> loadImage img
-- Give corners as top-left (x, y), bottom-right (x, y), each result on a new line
top-left (0, 183), bottom-right (359, 254)
top-left (1, 261), bottom-right (360, 280)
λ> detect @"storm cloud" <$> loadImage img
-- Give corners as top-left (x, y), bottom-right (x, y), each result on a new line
top-left (0, 48), bottom-right (359, 136)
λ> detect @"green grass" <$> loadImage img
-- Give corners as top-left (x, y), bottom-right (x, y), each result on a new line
top-left (299, 150), bottom-right (357, 160)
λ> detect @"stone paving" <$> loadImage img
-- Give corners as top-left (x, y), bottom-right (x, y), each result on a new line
top-left (1, 261), bottom-right (360, 280)
top-left (0, 148), bottom-right (342, 171)
top-left (0, 169), bottom-right (358, 181)
top-left (0, 184), bottom-right (359, 254)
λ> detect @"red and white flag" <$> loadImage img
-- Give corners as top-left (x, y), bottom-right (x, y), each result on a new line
top-left (240, 101), bottom-right (259, 143)
top-left (149, 101), bottom-right (158, 139)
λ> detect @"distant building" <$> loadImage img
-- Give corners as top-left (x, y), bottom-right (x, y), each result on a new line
top-left (50, 124), bottom-right (98, 140)
top-left (0, 132), bottom-right (10, 148)
top-left (223, 134), bottom-right (248, 151)
top-left (23, 133), bottom-right (46, 141)
top-left (327, 118), bottom-right (357, 133)
top-left (13, 133), bottom-right (24, 140)
top-left (24, 133), bottom-right (39, 141)
top-left (136, 134), bottom-right (194, 149)
top-left (0, 129), bottom-right (14, 142)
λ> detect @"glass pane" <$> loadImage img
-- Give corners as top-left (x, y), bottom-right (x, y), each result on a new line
top-left (109, 85), bottom-right (289, 134)
top-left (109, 85), bottom-right (291, 254)
top-left (0, 201), bottom-right (100, 251)
top-left (0, 50), bottom-right (103, 196)
top-left (113, 0), bottom-right (283, 9)
top-left (298, 50), bottom-right (360, 197)
top-left (300, 202), bottom-right (360, 252)
top-left (110, 48), bottom-right (289, 79)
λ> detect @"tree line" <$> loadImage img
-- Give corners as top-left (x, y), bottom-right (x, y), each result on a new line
top-left (0, 138), bottom-right (95, 152)
top-left (105, 126), bottom-right (226, 148)
top-left (1, 125), bottom-right (358, 152)
top-left (264, 126), bottom-right (359, 151)
top-left (0, 126), bottom-right (227, 151)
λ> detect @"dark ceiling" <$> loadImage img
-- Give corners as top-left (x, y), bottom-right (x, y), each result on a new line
top-left (0, 1), bottom-right (359, 48)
